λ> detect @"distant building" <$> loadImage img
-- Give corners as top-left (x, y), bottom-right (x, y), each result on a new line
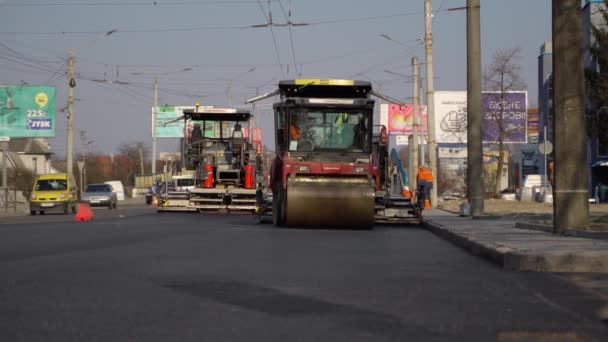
top-left (0, 138), bottom-right (55, 175)
top-left (537, 42), bottom-right (553, 142)
top-left (583, 0), bottom-right (608, 191)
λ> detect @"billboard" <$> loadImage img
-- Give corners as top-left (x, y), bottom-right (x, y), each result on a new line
top-left (526, 108), bottom-right (540, 143)
top-left (153, 105), bottom-right (215, 138)
top-left (434, 91), bottom-right (528, 144)
top-left (0, 86), bottom-right (55, 137)
top-left (482, 92), bottom-right (527, 143)
top-left (435, 91), bottom-right (468, 143)
top-left (380, 103), bottom-right (427, 134)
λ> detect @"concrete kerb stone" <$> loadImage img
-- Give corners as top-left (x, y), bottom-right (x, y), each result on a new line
top-left (424, 219), bottom-right (506, 266)
top-left (424, 218), bottom-right (608, 273)
top-left (515, 222), bottom-right (608, 240)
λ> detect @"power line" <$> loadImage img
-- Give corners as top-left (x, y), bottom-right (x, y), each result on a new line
top-left (0, 25), bottom-right (250, 35)
top-left (306, 10), bottom-right (432, 26)
top-left (0, 10), bottom-right (440, 35)
top-left (278, 0), bottom-right (299, 76)
top-left (256, 0), bottom-right (284, 77)
top-left (0, 1), bottom-right (272, 7)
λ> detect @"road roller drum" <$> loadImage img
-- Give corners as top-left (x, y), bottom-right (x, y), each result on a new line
top-left (284, 177), bottom-right (375, 229)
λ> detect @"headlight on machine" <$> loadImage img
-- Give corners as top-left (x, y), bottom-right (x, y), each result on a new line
top-left (58, 193), bottom-right (67, 199)
top-left (354, 167), bottom-right (367, 173)
top-left (295, 165), bottom-right (310, 172)
top-left (30, 193), bottom-right (36, 200)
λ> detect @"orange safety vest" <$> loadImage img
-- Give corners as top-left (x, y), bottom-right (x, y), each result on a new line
top-left (290, 124), bottom-right (302, 139)
top-left (417, 167), bottom-right (433, 182)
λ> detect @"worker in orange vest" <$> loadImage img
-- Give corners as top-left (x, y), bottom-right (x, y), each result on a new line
top-left (290, 114), bottom-right (302, 140)
top-left (416, 164), bottom-right (433, 209)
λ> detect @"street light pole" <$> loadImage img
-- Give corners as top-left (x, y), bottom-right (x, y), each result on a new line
top-left (411, 57), bottom-right (420, 191)
top-left (467, 0), bottom-right (484, 216)
top-left (425, 0), bottom-right (438, 207)
top-left (152, 78), bottom-right (158, 174)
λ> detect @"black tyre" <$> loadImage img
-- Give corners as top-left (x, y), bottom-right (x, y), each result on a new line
top-left (40, 211), bottom-right (45, 215)
top-left (272, 189), bottom-right (285, 227)
top-left (30, 210), bottom-right (36, 216)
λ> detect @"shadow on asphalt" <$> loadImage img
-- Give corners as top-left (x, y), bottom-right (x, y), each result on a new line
top-left (164, 276), bottom-right (442, 339)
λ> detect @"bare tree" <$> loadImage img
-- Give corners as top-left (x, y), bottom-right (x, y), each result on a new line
top-left (483, 47), bottom-right (526, 197)
top-left (117, 141), bottom-right (151, 186)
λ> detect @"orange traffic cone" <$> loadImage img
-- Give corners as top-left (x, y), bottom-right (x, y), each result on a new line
top-left (75, 201), bottom-right (95, 221)
top-left (424, 199), bottom-right (431, 209)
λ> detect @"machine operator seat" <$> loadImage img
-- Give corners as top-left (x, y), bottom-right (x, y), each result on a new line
top-left (231, 123), bottom-right (246, 151)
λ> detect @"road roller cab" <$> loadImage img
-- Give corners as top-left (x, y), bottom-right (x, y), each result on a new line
top-left (266, 79), bottom-right (379, 228)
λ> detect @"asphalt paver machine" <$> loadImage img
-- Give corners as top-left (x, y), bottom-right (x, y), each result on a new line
top-left (179, 107), bottom-right (262, 212)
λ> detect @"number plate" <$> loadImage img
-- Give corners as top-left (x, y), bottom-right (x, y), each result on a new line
top-left (90, 200), bottom-right (100, 204)
top-left (40, 203), bottom-right (54, 207)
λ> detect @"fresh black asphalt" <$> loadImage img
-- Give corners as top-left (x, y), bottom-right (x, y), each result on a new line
top-left (0, 204), bottom-right (606, 341)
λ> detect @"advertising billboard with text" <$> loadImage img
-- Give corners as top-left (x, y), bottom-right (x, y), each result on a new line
top-left (434, 91), bottom-right (528, 144)
top-left (435, 91), bottom-right (468, 143)
top-left (154, 105), bottom-right (215, 138)
top-left (0, 86), bottom-right (55, 137)
top-left (482, 92), bottom-right (527, 143)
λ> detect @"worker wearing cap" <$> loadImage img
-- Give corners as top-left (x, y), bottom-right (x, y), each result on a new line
top-left (416, 164), bottom-right (433, 209)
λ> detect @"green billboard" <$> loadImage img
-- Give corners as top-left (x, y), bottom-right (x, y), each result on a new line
top-left (154, 105), bottom-right (216, 138)
top-left (0, 86), bottom-right (56, 137)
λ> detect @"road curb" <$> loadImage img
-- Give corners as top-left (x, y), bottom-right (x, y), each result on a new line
top-left (515, 222), bottom-right (608, 240)
top-left (424, 219), bottom-right (608, 273)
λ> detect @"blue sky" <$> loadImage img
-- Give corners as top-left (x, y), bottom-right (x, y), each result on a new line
top-left (0, 0), bottom-right (551, 158)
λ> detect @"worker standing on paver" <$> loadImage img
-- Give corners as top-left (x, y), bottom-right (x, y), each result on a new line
top-left (417, 164), bottom-right (433, 209)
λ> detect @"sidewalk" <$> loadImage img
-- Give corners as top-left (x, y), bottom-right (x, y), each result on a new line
top-left (423, 208), bottom-right (608, 273)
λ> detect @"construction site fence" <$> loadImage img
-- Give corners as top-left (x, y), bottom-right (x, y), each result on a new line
top-left (134, 170), bottom-right (195, 188)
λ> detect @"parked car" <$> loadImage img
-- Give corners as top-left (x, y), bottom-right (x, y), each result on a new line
top-left (82, 183), bottom-right (118, 209)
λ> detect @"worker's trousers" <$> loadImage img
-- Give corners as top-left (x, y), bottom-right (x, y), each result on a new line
top-left (417, 180), bottom-right (433, 203)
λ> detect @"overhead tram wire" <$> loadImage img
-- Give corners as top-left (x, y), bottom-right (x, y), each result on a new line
top-left (0, 1), bottom-right (273, 7)
top-left (255, 0), bottom-right (285, 78)
top-left (277, 0), bottom-right (299, 76)
top-left (0, 10), bottom-right (449, 36)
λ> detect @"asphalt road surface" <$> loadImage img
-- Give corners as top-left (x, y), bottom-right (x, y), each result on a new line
top-left (0, 202), bottom-right (606, 341)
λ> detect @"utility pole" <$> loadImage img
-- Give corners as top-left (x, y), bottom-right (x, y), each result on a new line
top-left (467, 0), bottom-right (484, 216)
top-left (552, 0), bottom-right (589, 232)
top-left (80, 130), bottom-right (86, 193)
top-left (152, 78), bottom-right (158, 174)
top-left (425, 0), bottom-right (438, 207)
top-left (419, 79), bottom-right (425, 166)
top-left (139, 146), bottom-right (145, 175)
top-left (412, 57), bottom-right (420, 187)
top-left (67, 51), bottom-right (75, 181)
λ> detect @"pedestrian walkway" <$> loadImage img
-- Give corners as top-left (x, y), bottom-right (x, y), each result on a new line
top-left (423, 208), bottom-right (608, 273)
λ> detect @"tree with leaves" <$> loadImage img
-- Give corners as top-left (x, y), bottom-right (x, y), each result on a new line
top-left (483, 47), bottom-right (527, 197)
top-left (585, 0), bottom-right (608, 156)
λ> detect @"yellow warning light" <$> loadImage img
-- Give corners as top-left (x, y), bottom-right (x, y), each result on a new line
top-left (294, 79), bottom-right (355, 86)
